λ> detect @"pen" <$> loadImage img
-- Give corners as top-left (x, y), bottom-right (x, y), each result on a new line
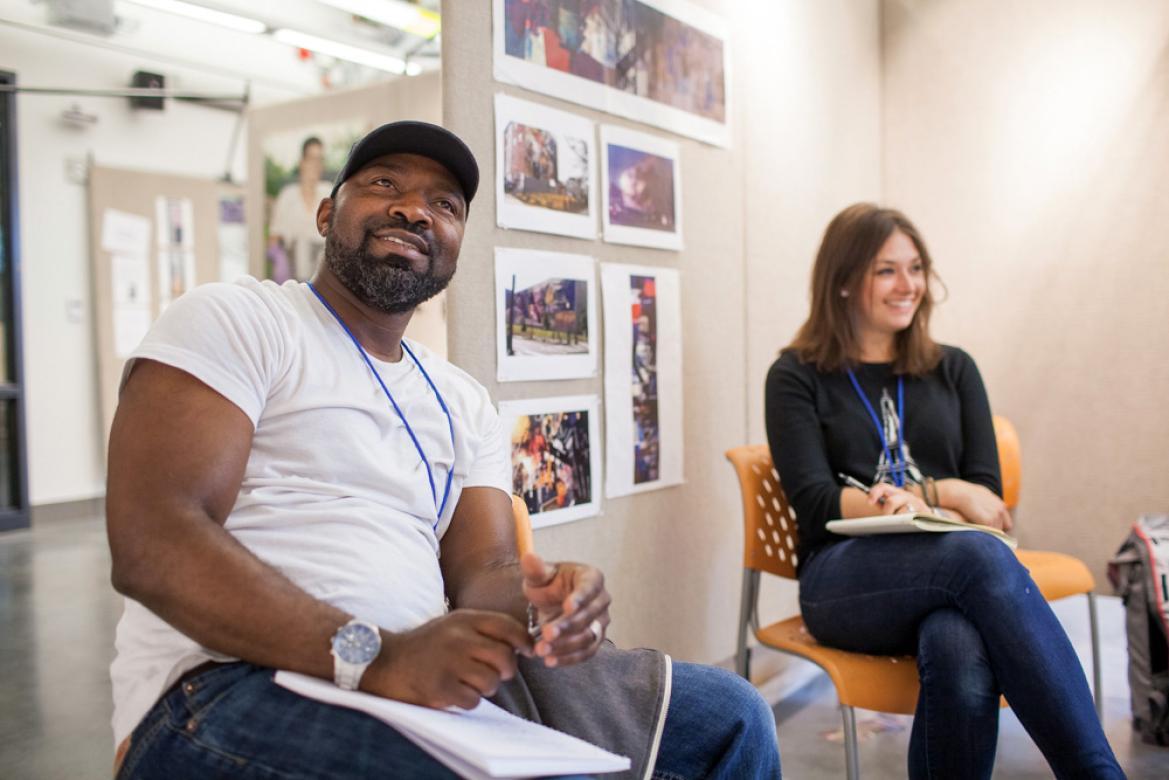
top-left (838, 472), bottom-right (888, 505)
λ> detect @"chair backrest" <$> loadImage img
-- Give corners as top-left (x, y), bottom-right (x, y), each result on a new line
top-left (511, 494), bottom-right (535, 557)
top-left (725, 444), bottom-right (800, 579)
top-left (992, 415), bottom-right (1021, 510)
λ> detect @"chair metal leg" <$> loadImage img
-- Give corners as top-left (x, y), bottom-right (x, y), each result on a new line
top-left (1088, 592), bottom-right (1102, 719)
top-left (841, 704), bottom-right (860, 780)
top-left (735, 569), bottom-right (759, 679)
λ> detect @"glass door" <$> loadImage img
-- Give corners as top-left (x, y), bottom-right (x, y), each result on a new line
top-left (0, 70), bottom-right (29, 531)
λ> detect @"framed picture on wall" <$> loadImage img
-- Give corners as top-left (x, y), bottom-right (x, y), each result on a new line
top-left (499, 395), bottom-right (602, 528)
top-left (600, 125), bottom-right (683, 251)
top-left (495, 248), bottom-right (598, 382)
top-left (495, 93), bottom-right (597, 239)
top-left (493, 0), bottom-right (731, 147)
top-left (601, 263), bottom-right (684, 497)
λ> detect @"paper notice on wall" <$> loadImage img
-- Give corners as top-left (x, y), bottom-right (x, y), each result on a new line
top-left (100, 209), bottom-right (151, 256)
top-left (217, 195), bottom-right (248, 282)
top-left (113, 307), bottom-right (152, 357)
top-left (155, 196), bottom-right (197, 310)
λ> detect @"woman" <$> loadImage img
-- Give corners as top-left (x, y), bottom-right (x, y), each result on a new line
top-left (765, 203), bottom-right (1122, 778)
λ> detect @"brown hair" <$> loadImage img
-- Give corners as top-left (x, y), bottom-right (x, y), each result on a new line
top-left (788, 203), bottom-right (942, 375)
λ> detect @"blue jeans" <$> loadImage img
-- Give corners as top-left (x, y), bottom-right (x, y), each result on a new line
top-left (798, 532), bottom-right (1123, 779)
top-left (118, 659), bottom-right (780, 779)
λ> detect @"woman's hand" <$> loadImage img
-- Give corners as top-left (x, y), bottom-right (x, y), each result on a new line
top-left (938, 479), bottom-right (1013, 531)
top-left (866, 483), bottom-right (928, 516)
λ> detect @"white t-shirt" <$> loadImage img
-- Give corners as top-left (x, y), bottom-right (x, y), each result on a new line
top-left (109, 277), bottom-right (511, 746)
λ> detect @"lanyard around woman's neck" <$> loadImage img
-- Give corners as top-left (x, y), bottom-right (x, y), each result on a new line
top-left (307, 282), bottom-right (456, 526)
top-left (845, 368), bottom-right (907, 488)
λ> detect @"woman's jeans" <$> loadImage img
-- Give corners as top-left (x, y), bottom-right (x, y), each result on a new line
top-left (117, 660), bottom-right (781, 779)
top-left (799, 532), bottom-right (1123, 779)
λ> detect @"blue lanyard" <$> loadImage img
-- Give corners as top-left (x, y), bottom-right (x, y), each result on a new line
top-left (845, 369), bottom-right (907, 488)
top-left (308, 282), bottom-right (455, 526)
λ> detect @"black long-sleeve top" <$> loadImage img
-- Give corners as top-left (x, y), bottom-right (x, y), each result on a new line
top-left (764, 345), bottom-right (1002, 570)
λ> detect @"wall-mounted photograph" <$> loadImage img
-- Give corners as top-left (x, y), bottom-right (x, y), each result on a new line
top-left (601, 125), bottom-right (683, 250)
top-left (495, 248), bottom-right (598, 382)
top-left (602, 263), bottom-right (683, 497)
top-left (500, 395), bottom-right (602, 528)
top-left (495, 93), bottom-right (597, 239)
top-left (261, 120), bottom-right (367, 282)
top-left (494, 0), bottom-right (731, 147)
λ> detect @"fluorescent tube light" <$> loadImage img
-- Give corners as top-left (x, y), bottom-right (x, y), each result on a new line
top-left (273, 28), bottom-right (407, 75)
top-left (122, 0), bottom-right (267, 35)
top-left (316, 0), bottom-right (441, 39)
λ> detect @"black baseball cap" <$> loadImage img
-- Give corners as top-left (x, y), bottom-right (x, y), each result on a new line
top-left (330, 121), bottom-right (479, 205)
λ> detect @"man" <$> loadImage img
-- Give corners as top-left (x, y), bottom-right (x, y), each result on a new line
top-left (107, 121), bottom-right (780, 778)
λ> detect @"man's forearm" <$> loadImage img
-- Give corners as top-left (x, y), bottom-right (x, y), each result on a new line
top-left (111, 508), bottom-right (348, 679)
top-left (448, 562), bottom-right (528, 624)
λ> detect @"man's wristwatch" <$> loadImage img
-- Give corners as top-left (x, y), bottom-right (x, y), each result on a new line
top-left (330, 618), bottom-right (382, 690)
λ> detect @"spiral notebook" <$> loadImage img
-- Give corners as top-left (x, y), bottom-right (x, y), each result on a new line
top-left (826, 513), bottom-right (1017, 549)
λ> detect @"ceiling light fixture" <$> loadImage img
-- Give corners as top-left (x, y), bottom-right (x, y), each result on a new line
top-left (273, 28), bottom-right (407, 75)
top-left (316, 0), bottom-right (441, 39)
top-left (121, 0), bottom-right (267, 35)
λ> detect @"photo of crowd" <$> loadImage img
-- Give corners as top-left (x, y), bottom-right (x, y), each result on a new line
top-left (505, 276), bottom-right (590, 355)
top-left (501, 0), bottom-right (726, 124)
top-left (503, 120), bottom-right (590, 215)
top-left (630, 275), bottom-right (660, 484)
top-left (510, 410), bottom-right (594, 515)
top-left (607, 143), bottom-right (675, 232)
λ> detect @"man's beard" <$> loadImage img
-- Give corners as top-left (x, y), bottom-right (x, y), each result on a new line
top-left (324, 222), bottom-right (454, 314)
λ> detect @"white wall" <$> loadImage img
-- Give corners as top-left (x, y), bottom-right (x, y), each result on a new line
top-left (881, 0), bottom-right (1169, 580)
top-left (2, 21), bottom-right (306, 504)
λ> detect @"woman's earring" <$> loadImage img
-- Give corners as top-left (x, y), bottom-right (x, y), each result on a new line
top-left (839, 289), bottom-right (849, 298)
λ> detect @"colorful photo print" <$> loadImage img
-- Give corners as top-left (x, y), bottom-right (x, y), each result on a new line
top-left (630, 275), bottom-right (660, 483)
top-left (499, 395), bottom-right (602, 527)
top-left (494, 0), bottom-right (731, 146)
top-left (602, 263), bottom-right (683, 497)
top-left (600, 125), bottom-right (683, 250)
top-left (261, 120), bottom-right (367, 281)
top-left (495, 94), bottom-right (598, 239)
top-left (495, 248), bottom-right (598, 382)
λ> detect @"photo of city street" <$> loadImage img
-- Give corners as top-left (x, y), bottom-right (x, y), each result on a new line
top-left (505, 276), bottom-right (589, 356)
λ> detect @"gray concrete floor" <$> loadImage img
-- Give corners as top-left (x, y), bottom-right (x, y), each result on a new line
top-left (0, 515), bottom-right (1166, 778)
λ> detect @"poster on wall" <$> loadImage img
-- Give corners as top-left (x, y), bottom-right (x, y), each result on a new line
top-left (500, 395), bottom-right (602, 528)
top-left (495, 93), bottom-right (598, 239)
top-left (102, 208), bottom-right (153, 358)
top-left (493, 0), bottom-right (731, 147)
top-left (600, 125), bottom-right (683, 250)
top-left (217, 196), bottom-right (248, 282)
top-left (601, 263), bottom-right (683, 497)
top-left (495, 248), bottom-right (598, 382)
top-left (154, 196), bottom-right (196, 311)
top-left (262, 120), bottom-right (368, 282)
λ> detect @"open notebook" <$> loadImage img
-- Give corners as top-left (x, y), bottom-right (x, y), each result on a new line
top-left (827, 513), bottom-right (1017, 549)
top-left (275, 671), bottom-right (631, 779)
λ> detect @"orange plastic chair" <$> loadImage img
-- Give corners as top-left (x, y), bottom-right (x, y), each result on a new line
top-left (993, 415), bottom-right (1101, 716)
top-left (726, 445), bottom-right (919, 780)
top-left (511, 494), bottom-right (535, 558)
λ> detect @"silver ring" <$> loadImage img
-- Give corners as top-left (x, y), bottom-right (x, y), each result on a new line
top-left (588, 618), bottom-right (604, 645)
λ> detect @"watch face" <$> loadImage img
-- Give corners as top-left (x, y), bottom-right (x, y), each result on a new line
top-left (333, 622), bottom-right (381, 664)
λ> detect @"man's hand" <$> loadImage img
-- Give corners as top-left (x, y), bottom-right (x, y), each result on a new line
top-left (362, 610), bottom-right (533, 710)
top-left (521, 553), bottom-right (611, 668)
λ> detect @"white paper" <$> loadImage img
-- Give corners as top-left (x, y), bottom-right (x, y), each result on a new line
top-left (499, 395), bottom-right (602, 528)
top-left (100, 209), bottom-right (152, 256)
top-left (217, 196), bottom-right (248, 282)
top-left (495, 93), bottom-right (598, 239)
top-left (155, 196), bottom-right (197, 310)
top-left (113, 307), bottom-right (152, 358)
top-left (492, 0), bottom-right (732, 148)
top-left (601, 125), bottom-right (684, 251)
top-left (602, 264), bottom-right (684, 497)
top-left (274, 671), bottom-right (629, 779)
top-left (495, 248), bottom-right (598, 382)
